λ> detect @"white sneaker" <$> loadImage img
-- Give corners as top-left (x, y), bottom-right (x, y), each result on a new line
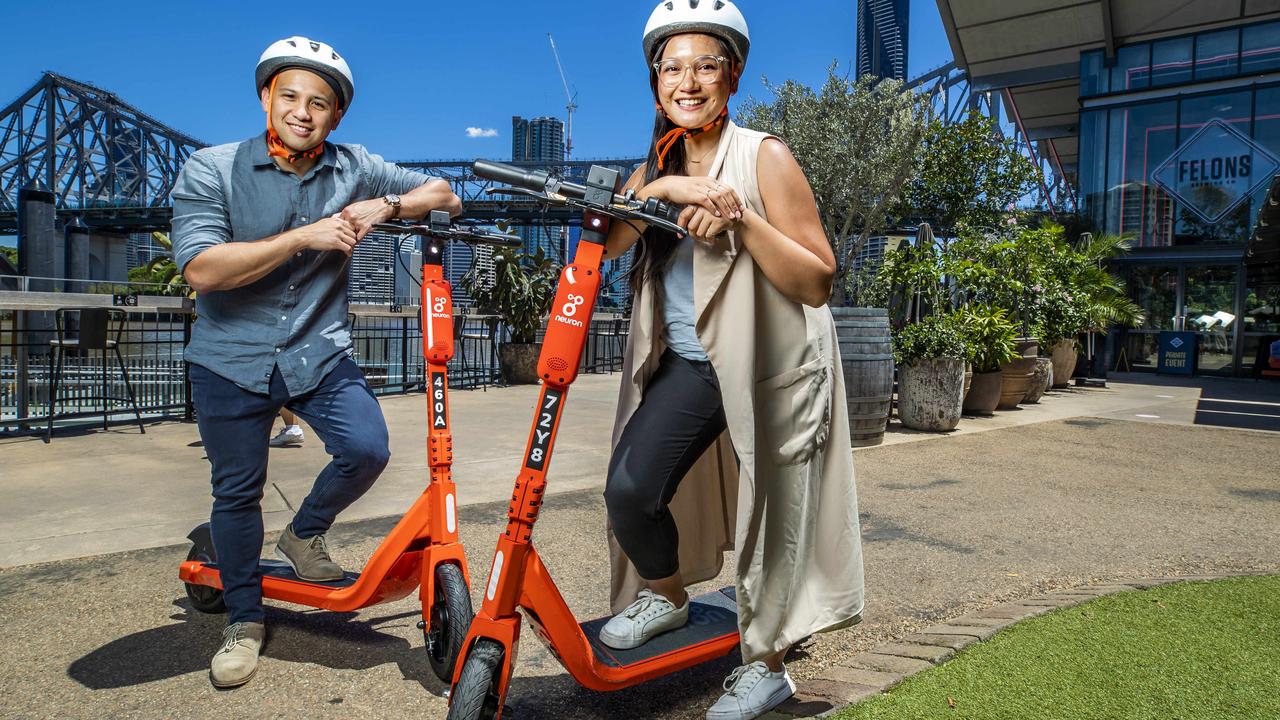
top-left (706, 662), bottom-right (796, 720)
top-left (598, 589), bottom-right (689, 650)
top-left (269, 425), bottom-right (304, 447)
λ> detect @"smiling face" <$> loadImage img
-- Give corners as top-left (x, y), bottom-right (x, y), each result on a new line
top-left (259, 68), bottom-right (342, 153)
top-left (654, 33), bottom-right (738, 129)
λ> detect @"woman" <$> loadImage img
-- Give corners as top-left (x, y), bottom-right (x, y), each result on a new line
top-left (597, 2), bottom-right (866, 719)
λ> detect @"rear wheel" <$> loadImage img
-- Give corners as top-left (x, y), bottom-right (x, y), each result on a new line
top-left (184, 542), bottom-right (225, 614)
top-left (447, 639), bottom-right (504, 720)
top-left (425, 562), bottom-right (473, 682)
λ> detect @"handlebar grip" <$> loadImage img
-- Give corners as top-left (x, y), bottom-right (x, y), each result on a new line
top-left (641, 197), bottom-right (683, 224)
top-left (472, 160), bottom-right (551, 193)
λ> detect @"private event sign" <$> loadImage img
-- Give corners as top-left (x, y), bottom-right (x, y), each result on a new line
top-left (1151, 118), bottom-right (1280, 224)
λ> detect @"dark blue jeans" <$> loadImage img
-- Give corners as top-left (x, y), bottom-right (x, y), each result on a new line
top-left (189, 358), bottom-right (390, 624)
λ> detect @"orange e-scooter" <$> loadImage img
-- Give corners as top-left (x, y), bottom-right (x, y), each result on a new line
top-left (179, 212), bottom-right (520, 683)
top-left (446, 162), bottom-right (742, 719)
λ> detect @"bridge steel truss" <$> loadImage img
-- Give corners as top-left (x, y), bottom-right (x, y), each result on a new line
top-left (906, 62), bottom-right (1076, 216)
top-left (0, 71), bottom-right (642, 234)
top-left (0, 73), bottom-right (204, 233)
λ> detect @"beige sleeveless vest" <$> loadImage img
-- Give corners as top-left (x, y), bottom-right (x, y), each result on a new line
top-left (607, 121), bottom-right (865, 661)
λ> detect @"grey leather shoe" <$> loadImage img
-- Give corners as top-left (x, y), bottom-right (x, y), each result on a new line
top-left (275, 524), bottom-right (344, 582)
top-left (210, 622), bottom-right (265, 688)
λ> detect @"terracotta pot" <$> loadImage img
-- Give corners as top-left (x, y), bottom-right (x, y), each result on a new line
top-left (898, 358), bottom-right (966, 432)
top-left (1024, 357), bottom-right (1053, 404)
top-left (963, 365), bottom-right (973, 400)
top-left (963, 370), bottom-right (1003, 416)
top-left (498, 342), bottom-right (542, 384)
top-left (1050, 339), bottom-right (1077, 388)
top-left (998, 338), bottom-right (1039, 409)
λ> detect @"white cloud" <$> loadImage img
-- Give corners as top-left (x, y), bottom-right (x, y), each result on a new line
top-left (466, 127), bottom-right (499, 138)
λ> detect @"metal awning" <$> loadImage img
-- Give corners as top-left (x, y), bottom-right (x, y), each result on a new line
top-left (936, 0), bottom-right (1280, 181)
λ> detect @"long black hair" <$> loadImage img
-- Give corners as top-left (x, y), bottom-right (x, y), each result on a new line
top-left (629, 35), bottom-right (738, 298)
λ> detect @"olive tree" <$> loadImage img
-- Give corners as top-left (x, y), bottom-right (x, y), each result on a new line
top-left (738, 67), bottom-right (930, 305)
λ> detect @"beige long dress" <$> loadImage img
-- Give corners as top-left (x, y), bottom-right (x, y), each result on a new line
top-left (607, 121), bottom-right (865, 662)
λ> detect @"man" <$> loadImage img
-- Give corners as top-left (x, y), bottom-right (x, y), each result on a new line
top-left (171, 35), bottom-right (462, 688)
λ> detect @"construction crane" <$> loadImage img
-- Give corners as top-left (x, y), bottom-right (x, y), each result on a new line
top-left (547, 33), bottom-right (578, 158)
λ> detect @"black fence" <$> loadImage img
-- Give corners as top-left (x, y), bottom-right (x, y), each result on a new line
top-left (0, 307), bottom-right (628, 436)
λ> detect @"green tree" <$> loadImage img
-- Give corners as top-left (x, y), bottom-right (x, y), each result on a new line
top-left (738, 67), bottom-right (930, 305)
top-left (901, 112), bottom-right (1038, 236)
top-left (463, 247), bottom-right (559, 344)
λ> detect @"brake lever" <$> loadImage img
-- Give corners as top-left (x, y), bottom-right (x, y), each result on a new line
top-left (484, 186), bottom-right (567, 204)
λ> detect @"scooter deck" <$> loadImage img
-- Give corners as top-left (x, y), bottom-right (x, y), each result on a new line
top-left (578, 587), bottom-right (739, 668)
top-left (203, 559), bottom-right (359, 588)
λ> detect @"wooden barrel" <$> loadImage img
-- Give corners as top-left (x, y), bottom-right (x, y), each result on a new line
top-left (831, 307), bottom-right (894, 447)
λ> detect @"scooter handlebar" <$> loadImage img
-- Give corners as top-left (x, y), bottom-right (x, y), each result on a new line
top-left (472, 160), bottom-right (551, 194)
top-left (471, 159), bottom-right (684, 228)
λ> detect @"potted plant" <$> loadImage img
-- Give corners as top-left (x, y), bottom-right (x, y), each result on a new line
top-left (893, 313), bottom-right (970, 431)
top-left (464, 247), bottom-right (559, 384)
top-left (956, 304), bottom-right (1019, 416)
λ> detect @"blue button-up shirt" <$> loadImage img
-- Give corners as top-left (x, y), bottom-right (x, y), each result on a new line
top-left (171, 133), bottom-right (428, 395)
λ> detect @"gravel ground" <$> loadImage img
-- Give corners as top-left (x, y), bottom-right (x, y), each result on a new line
top-left (1, 417), bottom-right (1276, 719)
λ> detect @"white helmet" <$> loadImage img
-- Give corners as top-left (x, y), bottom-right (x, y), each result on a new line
top-left (643, 0), bottom-right (750, 65)
top-left (256, 36), bottom-right (355, 109)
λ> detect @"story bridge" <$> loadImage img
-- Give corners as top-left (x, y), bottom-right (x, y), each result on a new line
top-left (0, 72), bottom-right (642, 244)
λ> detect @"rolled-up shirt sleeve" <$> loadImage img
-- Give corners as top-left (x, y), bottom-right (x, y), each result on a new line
top-left (358, 145), bottom-right (432, 197)
top-left (171, 152), bottom-right (231, 272)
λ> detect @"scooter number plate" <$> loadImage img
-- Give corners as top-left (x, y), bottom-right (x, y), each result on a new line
top-left (524, 388), bottom-right (563, 471)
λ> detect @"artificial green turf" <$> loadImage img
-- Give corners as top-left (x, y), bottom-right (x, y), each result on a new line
top-left (832, 575), bottom-right (1280, 720)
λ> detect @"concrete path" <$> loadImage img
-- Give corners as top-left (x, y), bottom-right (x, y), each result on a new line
top-left (1, 391), bottom-right (1276, 719)
top-left (4, 370), bottom-right (1276, 569)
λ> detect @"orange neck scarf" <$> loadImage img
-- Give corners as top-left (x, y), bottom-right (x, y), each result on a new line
top-left (654, 106), bottom-right (728, 171)
top-left (265, 75), bottom-right (327, 164)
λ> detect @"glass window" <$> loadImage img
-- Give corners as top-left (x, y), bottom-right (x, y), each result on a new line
top-left (1174, 91), bottom-right (1254, 246)
top-left (1183, 265), bottom-right (1240, 376)
top-left (1106, 101), bottom-right (1178, 247)
top-left (1151, 37), bottom-right (1194, 86)
top-left (1123, 265), bottom-right (1179, 371)
top-left (1241, 267), bottom-right (1280, 377)
top-left (1078, 110), bottom-right (1109, 231)
top-left (1111, 44), bottom-right (1151, 92)
top-left (1249, 86), bottom-right (1280, 234)
top-left (1241, 21), bottom-right (1280, 75)
top-left (1195, 30), bottom-right (1240, 81)
top-left (1080, 49), bottom-right (1109, 96)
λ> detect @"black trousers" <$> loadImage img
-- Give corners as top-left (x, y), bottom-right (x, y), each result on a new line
top-left (604, 349), bottom-right (728, 580)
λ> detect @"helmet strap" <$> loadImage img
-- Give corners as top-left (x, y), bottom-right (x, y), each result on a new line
top-left (265, 75), bottom-right (326, 164)
top-left (654, 105), bottom-right (728, 171)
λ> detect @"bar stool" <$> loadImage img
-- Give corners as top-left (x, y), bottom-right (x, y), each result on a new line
top-left (594, 317), bottom-right (628, 373)
top-left (45, 307), bottom-right (145, 442)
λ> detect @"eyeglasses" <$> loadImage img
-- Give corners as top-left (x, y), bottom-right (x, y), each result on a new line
top-left (652, 55), bottom-right (729, 88)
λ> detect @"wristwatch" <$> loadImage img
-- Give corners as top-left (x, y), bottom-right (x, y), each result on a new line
top-left (382, 193), bottom-right (402, 219)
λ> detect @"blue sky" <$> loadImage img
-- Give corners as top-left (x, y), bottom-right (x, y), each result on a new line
top-left (1, 0), bottom-right (951, 161)
top-left (0, 1), bottom-right (951, 249)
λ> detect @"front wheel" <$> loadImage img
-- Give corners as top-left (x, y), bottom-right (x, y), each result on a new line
top-left (183, 542), bottom-right (225, 614)
top-left (447, 639), bottom-right (505, 720)
top-left (425, 562), bottom-right (473, 682)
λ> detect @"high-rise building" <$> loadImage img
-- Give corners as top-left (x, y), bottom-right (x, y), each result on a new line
top-left (856, 0), bottom-right (909, 81)
top-left (126, 232), bottom-right (169, 271)
top-left (443, 240), bottom-right (495, 310)
top-left (512, 116), bottom-right (568, 258)
top-left (511, 116), bottom-right (566, 164)
top-left (348, 231), bottom-right (397, 305)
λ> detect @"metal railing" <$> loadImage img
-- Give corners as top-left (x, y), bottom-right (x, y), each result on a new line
top-left (0, 291), bottom-right (628, 435)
